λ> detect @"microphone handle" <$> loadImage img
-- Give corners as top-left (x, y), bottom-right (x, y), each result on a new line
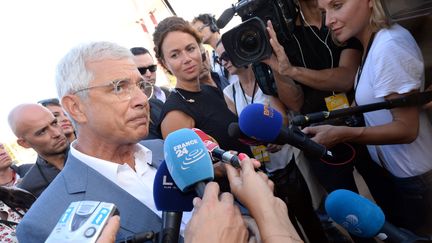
top-left (276, 126), bottom-right (330, 158)
top-left (160, 211), bottom-right (182, 243)
top-left (292, 91), bottom-right (432, 126)
top-left (211, 148), bottom-right (241, 168)
top-left (194, 181), bottom-right (206, 198)
top-left (379, 222), bottom-right (431, 243)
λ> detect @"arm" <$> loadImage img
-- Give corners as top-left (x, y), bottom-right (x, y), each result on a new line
top-left (269, 96), bottom-right (288, 125)
top-left (160, 110), bottom-right (195, 139)
top-left (286, 48), bottom-right (361, 92)
top-left (303, 92), bottom-right (420, 148)
top-left (225, 154), bottom-right (303, 243)
top-left (262, 21), bottom-right (303, 112)
top-left (185, 182), bottom-right (249, 243)
top-left (224, 94), bottom-right (237, 115)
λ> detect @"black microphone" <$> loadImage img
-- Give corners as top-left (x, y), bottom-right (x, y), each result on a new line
top-left (291, 91), bottom-right (432, 126)
top-left (216, 6), bottom-right (236, 29)
top-left (228, 122), bottom-right (267, 146)
top-left (153, 161), bottom-right (195, 243)
top-left (216, 0), bottom-right (267, 28)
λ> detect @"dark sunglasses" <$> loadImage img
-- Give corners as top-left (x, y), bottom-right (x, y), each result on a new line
top-left (37, 98), bottom-right (60, 107)
top-left (217, 52), bottom-right (230, 64)
top-left (138, 65), bottom-right (157, 75)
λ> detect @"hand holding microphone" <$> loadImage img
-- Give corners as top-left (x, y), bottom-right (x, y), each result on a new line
top-left (184, 182), bottom-right (249, 243)
top-left (192, 128), bottom-right (261, 169)
top-left (225, 153), bottom-right (302, 243)
top-left (237, 103), bottom-right (333, 159)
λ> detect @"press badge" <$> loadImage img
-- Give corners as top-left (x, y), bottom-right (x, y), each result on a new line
top-left (251, 145), bottom-right (270, 163)
top-left (325, 93), bottom-right (349, 111)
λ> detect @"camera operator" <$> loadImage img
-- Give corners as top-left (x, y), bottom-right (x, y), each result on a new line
top-left (191, 14), bottom-right (238, 85)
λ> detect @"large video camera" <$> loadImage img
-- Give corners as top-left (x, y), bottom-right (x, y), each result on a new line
top-left (218, 0), bottom-right (298, 68)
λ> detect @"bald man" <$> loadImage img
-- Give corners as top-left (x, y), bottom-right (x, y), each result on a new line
top-left (8, 104), bottom-right (69, 197)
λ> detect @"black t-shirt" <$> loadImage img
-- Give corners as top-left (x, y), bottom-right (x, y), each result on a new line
top-left (158, 85), bottom-right (252, 155)
top-left (285, 24), bottom-right (363, 114)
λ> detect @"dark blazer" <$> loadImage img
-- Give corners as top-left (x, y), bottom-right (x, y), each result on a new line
top-left (17, 155), bottom-right (63, 197)
top-left (16, 139), bottom-right (178, 243)
top-left (11, 163), bottom-right (32, 177)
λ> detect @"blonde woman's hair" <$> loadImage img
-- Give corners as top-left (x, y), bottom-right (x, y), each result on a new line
top-left (370, 0), bottom-right (392, 32)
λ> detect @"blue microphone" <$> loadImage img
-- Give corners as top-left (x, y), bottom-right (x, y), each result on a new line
top-left (325, 189), bottom-right (430, 242)
top-left (238, 103), bottom-right (332, 159)
top-left (164, 128), bottom-right (214, 197)
top-left (153, 161), bottom-right (195, 243)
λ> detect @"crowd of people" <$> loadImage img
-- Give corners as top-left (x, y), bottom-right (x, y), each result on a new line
top-left (1, 0), bottom-right (431, 242)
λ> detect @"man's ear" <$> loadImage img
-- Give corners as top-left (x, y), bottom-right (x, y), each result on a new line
top-left (61, 95), bottom-right (87, 124)
top-left (17, 138), bottom-right (31, 149)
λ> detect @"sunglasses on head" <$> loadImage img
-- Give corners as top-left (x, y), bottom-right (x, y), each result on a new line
top-left (138, 65), bottom-right (157, 75)
top-left (217, 52), bottom-right (230, 64)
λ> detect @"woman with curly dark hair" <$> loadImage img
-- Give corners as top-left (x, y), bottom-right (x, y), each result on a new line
top-left (153, 16), bottom-right (252, 160)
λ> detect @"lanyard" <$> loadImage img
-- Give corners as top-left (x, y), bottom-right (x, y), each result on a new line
top-left (239, 81), bottom-right (258, 105)
top-left (354, 32), bottom-right (376, 93)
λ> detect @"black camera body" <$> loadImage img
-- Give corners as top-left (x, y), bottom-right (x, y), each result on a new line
top-left (221, 0), bottom-right (298, 67)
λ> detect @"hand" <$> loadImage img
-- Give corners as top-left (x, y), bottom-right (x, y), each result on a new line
top-left (213, 161), bottom-right (227, 178)
top-left (302, 125), bottom-right (347, 148)
top-left (225, 154), bottom-right (303, 243)
top-left (267, 143), bottom-right (283, 153)
top-left (225, 153), bottom-right (275, 212)
top-left (96, 215), bottom-right (120, 243)
top-left (185, 182), bottom-right (249, 243)
top-left (261, 20), bottom-right (294, 77)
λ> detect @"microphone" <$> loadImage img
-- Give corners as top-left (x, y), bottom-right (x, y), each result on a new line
top-left (291, 91), bottom-right (432, 126)
top-left (228, 122), bottom-right (267, 146)
top-left (216, 0), bottom-right (267, 28)
top-left (325, 189), bottom-right (431, 242)
top-left (164, 128), bottom-right (214, 197)
top-left (192, 128), bottom-right (241, 168)
top-left (238, 103), bottom-right (333, 159)
top-left (153, 161), bottom-right (195, 243)
top-left (216, 6), bottom-right (236, 29)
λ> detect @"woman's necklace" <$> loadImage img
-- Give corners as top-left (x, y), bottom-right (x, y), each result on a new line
top-left (174, 88), bottom-right (195, 103)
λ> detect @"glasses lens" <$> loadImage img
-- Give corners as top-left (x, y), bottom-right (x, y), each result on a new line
top-left (218, 52), bottom-right (230, 64)
top-left (138, 65), bottom-right (157, 75)
top-left (138, 81), bottom-right (154, 98)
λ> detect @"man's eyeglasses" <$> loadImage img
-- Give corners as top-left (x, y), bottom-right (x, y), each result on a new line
top-left (217, 52), bottom-right (230, 64)
top-left (73, 80), bottom-right (154, 101)
top-left (138, 65), bottom-right (157, 75)
top-left (38, 98), bottom-right (60, 107)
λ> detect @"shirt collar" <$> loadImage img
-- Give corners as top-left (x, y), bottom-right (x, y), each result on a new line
top-left (70, 141), bottom-right (153, 182)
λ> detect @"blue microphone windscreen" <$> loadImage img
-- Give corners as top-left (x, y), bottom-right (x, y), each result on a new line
top-left (325, 189), bottom-right (385, 238)
top-left (164, 128), bottom-right (214, 192)
top-left (153, 161), bottom-right (195, 212)
top-left (239, 103), bottom-right (283, 142)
